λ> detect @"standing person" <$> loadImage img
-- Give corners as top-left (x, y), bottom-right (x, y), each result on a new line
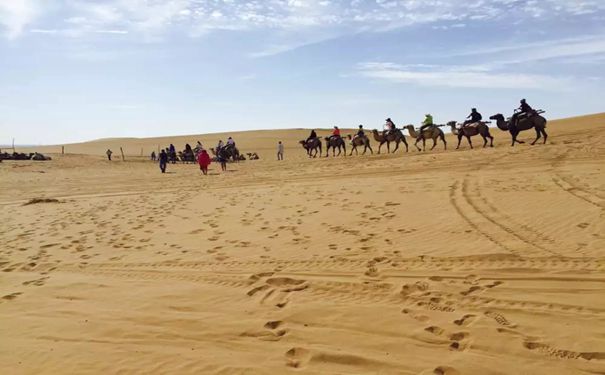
top-left (277, 141), bottom-right (284, 160)
top-left (218, 152), bottom-right (227, 172)
top-left (159, 149), bottom-right (168, 173)
top-left (197, 149), bottom-right (211, 175)
top-left (151, 151), bottom-right (156, 161)
top-left (169, 143), bottom-right (176, 164)
top-left (106, 149), bottom-right (113, 161)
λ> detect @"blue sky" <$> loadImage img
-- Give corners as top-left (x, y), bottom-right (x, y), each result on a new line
top-left (1, 0), bottom-right (604, 145)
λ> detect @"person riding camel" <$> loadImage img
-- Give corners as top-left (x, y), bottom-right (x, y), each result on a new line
top-left (511, 99), bottom-right (534, 127)
top-left (353, 124), bottom-right (365, 140)
top-left (419, 114), bottom-right (434, 133)
top-left (330, 126), bottom-right (341, 141)
top-left (463, 108), bottom-right (483, 127)
top-left (383, 118), bottom-right (396, 137)
top-left (226, 137), bottom-right (235, 149)
top-left (216, 139), bottom-right (224, 152)
top-left (306, 130), bottom-right (318, 144)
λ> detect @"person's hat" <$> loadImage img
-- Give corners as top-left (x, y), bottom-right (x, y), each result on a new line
top-left (472, 108), bottom-right (477, 111)
top-left (520, 99), bottom-right (526, 103)
top-left (425, 113), bottom-right (431, 116)
top-left (358, 124), bottom-right (363, 128)
top-left (385, 118), bottom-right (391, 121)
top-left (334, 126), bottom-right (338, 128)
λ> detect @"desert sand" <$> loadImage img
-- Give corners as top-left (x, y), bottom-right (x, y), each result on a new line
top-left (1, 114), bottom-right (604, 374)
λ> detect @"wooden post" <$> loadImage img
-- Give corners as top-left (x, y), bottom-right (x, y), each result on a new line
top-left (62, 146), bottom-right (64, 155)
top-left (120, 147), bottom-right (125, 161)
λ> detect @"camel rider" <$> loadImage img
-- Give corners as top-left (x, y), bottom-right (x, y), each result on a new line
top-left (354, 124), bottom-right (365, 140)
top-left (330, 126), bottom-right (341, 141)
top-left (419, 114), bottom-right (434, 133)
top-left (463, 108), bottom-right (482, 127)
top-left (217, 139), bottom-right (224, 152)
top-left (383, 118), bottom-right (396, 136)
top-left (226, 137), bottom-right (235, 148)
top-left (512, 99), bottom-right (534, 127)
top-left (306, 130), bottom-right (318, 143)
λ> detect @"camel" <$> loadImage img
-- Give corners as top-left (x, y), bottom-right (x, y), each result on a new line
top-left (210, 145), bottom-right (241, 162)
top-left (490, 113), bottom-right (547, 146)
top-left (299, 138), bottom-right (322, 158)
top-left (346, 134), bottom-right (373, 156)
top-left (447, 121), bottom-right (494, 149)
top-left (246, 152), bottom-right (260, 160)
top-left (324, 136), bottom-right (346, 157)
top-left (371, 129), bottom-right (409, 154)
top-left (404, 125), bottom-right (447, 151)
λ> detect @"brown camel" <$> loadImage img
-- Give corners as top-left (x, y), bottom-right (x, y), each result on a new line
top-left (447, 121), bottom-right (494, 149)
top-left (299, 138), bottom-right (322, 158)
top-left (324, 136), bottom-right (346, 157)
top-left (346, 134), bottom-right (373, 155)
top-left (404, 125), bottom-right (447, 151)
top-left (371, 129), bottom-right (409, 154)
top-left (489, 113), bottom-right (547, 146)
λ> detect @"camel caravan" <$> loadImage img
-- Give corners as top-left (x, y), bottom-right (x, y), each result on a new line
top-left (0, 151), bottom-right (52, 161)
top-left (299, 100), bottom-right (548, 157)
top-left (157, 137), bottom-right (259, 166)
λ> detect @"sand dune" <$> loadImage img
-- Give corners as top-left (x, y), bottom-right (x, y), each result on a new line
top-left (1, 113), bottom-right (604, 374)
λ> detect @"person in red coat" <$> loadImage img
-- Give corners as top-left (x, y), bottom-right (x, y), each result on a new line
top-left (197, 149), bottom-right (211, 175)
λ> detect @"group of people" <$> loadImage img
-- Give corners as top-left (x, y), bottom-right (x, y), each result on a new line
top-left (154, 137), bottom-right (239, 174)
top-left (305, 99), bottom-right (537, 143)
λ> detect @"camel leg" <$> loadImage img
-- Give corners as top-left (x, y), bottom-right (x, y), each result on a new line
top-left (481, 135), bottom-right (487, 148)
top-left (414, 138), bottom-right (421, 151)
top-left (456, 134), bottom-right (462, 149)
top-left (542, 129), bottom-right (548, 144)
top-left (467, 136), bottom-right (473, 149)
top-left (489, 134), bottom-right (494, 147)
top-left (430, 137), bottom-right (437, 151)
top-left (377, 142), bottom-right (382, 154)
top-left (392, 140), bottom-right (399, 153)
top-left (441, 135), bottom-right (447, 150)
top-left (530, 128), bottom-right (541, 145)
top-left (386, 141), bottom-right (390, 154)
top-left (403, 138), bottom-right (408, 153)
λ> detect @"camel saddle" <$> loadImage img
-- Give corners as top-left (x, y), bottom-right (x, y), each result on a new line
top-left (463, 122), bottom-right (483, 129)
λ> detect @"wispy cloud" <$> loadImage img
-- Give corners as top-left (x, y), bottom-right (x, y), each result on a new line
top-left (3, 0), bottom-right (605, 41)
top-left (0, 0), bottom-right (39, 39)
top-left (450, 34), bottom-right (605, 64)
top-left (356, 62), bottom-right (570, 89)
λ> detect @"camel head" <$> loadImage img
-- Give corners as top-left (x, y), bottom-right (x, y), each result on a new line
top-left (209, 147), bottom-right (217, 155)
top-left (446, 121), bottom-right (457, 127)
top-left (346, 134), bottom-right (352, 140)
top-left (299, 140), bottom-right (309, 149)
top-left (489, 114), bottom-right (504, 122)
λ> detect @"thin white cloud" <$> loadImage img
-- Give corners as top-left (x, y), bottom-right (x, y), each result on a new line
top-left (356, 62), bottom-right (570, 90)
top-left (0, 0), bottom-right (39, 39)
top-left (3, 0), bottom-right (604, 41)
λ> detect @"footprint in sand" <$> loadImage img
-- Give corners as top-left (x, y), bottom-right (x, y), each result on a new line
top-left (433, 366), bottom-right (460, 375)
top-left (453, 314), bottom-right (477, 326)
top-left (2, 292), bottom-right (23, 302)
top-left (285, 347), bottom-right (311, 368)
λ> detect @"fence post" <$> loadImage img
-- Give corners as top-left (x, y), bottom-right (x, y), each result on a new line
top-left (120, 147), bottom-right (125, 161)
